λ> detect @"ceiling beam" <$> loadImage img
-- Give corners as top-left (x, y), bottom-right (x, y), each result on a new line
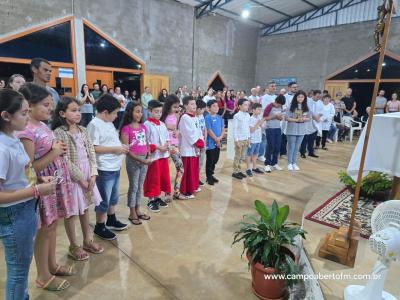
top-left (261, 0), bottom-right (369, 37)
top-left (195, 0), bottom-right (236, 18)
top-left (218, 7), bottom-right (270, 26)
top-left (249, 0), bottom-right (292, 18)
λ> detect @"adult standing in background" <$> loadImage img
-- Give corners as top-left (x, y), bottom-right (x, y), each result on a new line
top-left (158, 88), bottom-right (168, 103)
top-left (375, 90), bottom-right (387, 114)
top-left (114, 86), bottom-right (126, 128)
top-left (91, 83), bottom-right (102, 100)
top-left (203, 88), bottom-right (215, 103)
top-left (386, 93), bottom-right (400, 113)
top-left (31, 57), bottom-right (60, 108)
top-left (341, 88), bottom-right (358, 118)
top-left (124, 90), bottom-right (133, 102)
top-left (0, 79), bottom-right (5, 89)
top-left (101, 84), bottom-right (109, 95)
top-left (6, 74), bottom-right (26, 91)
top-left (78, 83), bottom-right (95, 127)
top-left (141, 86), bottom-right (153, 121)
top-left (131, 90), bottom-right (138, 101)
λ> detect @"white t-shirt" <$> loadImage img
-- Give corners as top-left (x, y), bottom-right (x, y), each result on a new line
top-left (87, 117), bottom-right (123, 171)
top-left (261, 94), bottom-right (276, 110)
top-left (203, 95), bottom-right (215, 103)
top-left (249, 115), bottom-right (263, 143)
top-left (0, 133), bottom-right (31, 207)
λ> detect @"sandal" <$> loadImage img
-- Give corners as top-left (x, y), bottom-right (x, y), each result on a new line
top-left (83, 240), bottom-right (104, 254)
top-left (68, 245), bottom-right (89, 261)
top-left (128, 217), bottom-right (142, 225)
top-left (36, 275), bottom-right (70, 291)
top-left (137, 214), bottom-right (151, 221)
top-left (51, 264), bottom-right (73, 276)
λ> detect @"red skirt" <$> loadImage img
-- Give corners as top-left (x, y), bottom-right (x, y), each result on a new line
top-left (180, 156), bottom-right (199, 195)
top-left (143, 158), bottom-right (171, 198)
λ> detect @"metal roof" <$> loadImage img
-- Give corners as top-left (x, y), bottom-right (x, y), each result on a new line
top-left (176, 0), bottom-right (399, 36)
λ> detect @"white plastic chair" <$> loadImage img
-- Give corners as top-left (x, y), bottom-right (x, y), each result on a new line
top-left (342, 116), bottom-right (362, 142)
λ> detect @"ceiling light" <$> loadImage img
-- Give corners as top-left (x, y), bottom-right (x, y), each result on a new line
top-left (355, 69), bottom-right (358, 73)
top-left (367, 69), bottom-right (371, 72)
top-left (241, 9), bottom-right (250, 18)
top-left (382, 62), bottom-right (386, 66)
top-left (100, 42), bottom-right (106, 48)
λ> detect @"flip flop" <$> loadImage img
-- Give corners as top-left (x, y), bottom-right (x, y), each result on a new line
top-left (137, 214), bottom-right (151, 221)
top-left (128, 217), bottom-right (142, 225)
top-left (36, 275), bottom-right (70, 291)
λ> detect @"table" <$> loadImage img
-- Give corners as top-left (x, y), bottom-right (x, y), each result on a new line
top-left (347, 112), bottom-right (400, 199)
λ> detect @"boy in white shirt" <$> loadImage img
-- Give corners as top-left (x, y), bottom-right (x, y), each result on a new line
top-left (232, 98), bottom-right (250, 180)
top-left (87, 94), bottom-right (129, 240)
top-left (179, 96), bottom-right (205, 198)
top-left (246, 103), bottom-right (265, 177)
top-left (143, 100), bottom-right (171, 212)
top-left (195, 100), bottom-right (207, 186)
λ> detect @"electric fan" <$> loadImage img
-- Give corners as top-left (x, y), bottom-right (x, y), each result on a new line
top-left (344, 200), bottom-right (400, 300)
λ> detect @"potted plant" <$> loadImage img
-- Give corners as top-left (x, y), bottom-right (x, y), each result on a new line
top-left (233, 200), bottom-right (306, 300)
top-left (338, 170), bottom-right (392, 201)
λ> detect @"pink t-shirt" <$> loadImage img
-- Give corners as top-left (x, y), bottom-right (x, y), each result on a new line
top-left (121, 124), bottom-right (148, 155)
top-left (17, 122), bottom-right (54, 160)
top-left (164, 114), bottom-right (179, 146)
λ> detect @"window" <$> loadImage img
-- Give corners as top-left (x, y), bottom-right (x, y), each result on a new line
top-left (84, 25), bottom-right (142, 70)
top-left (0, 22), bottom-right (73, 62)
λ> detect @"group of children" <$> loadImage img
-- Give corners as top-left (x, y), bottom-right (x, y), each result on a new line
top-left (0, 83), bottom-right (228, 298)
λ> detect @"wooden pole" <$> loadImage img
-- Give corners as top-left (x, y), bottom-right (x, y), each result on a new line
top-left (347, 1), bottom-right (394, 239)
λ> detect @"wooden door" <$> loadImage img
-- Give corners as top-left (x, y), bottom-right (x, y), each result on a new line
top-left (86, 70), bottom-right (113, 90)
top-left (143, 74), bottom-right (169, 99)
top-left (325, 81), bottom-right (348, 98)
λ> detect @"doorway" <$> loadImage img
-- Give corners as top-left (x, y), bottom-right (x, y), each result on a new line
top-left (208, 71), bottom-right (226, 91)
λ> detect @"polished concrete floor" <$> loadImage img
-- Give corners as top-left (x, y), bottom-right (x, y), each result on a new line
top-left (1, 141), bottom-right (395, 300)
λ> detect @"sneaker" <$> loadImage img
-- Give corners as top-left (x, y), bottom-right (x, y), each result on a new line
top-left (288, 164), bottom-right (294, 171)
top-left (257, 156), bottom-right (265, 162)
top-left (309, 153), bottom-right (319, 158)
top-left (195, 187), bottom-right (202, 193)
top-left (207, 178), bottom-right (215, 185)
top-left (199, 180), bottom-right (205, 186)
top-left (272, 164), bottom-right (282, 171)
top-left (211, 176), bottom-right (219, 183)
top-left (293, 164), bottom-right (300, 171)
top-left (246, 169), bottom-right (253, 177)
top-left (156, 198), bottom-right (168, 208)
top-left (253, 168), bottom-right (264, 174)
top-left (94, 223), bottom-right (116, 240)
top-left (238, 172), bottom-right (247, 178)
top-left (327, 139), bottom-right (333, 143)
top-left (232, 173), bottom-right (243, 180)
top-left (147, 200), bottom-right (160, 213)
top-left (184, 194), bottom-right (195, 199)
top-left (106, 215), bottom-right (128, 231)
top-left (264, 165), bottom-right (272, 173)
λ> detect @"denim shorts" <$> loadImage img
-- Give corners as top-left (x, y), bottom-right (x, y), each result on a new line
top-left (95, 170), bottom-right (121, 213)
top-left (247, 142), bottom-right (261, 156)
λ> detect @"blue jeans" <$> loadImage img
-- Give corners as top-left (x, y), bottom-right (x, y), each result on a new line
top-left (258, 133), bottom-right (267, 158)
top-left (95, 170), bottom-right (120, 213)
top-left (265, 128), bottom-right (281, 166)
top-left (287, 135), bottom-right (304, 165)
top-left (328, 123), bottom-right (337, 140)
top-left (143, 108), bottom-right (149, 121)
top-left (0, 199), bottom-right (37, 300)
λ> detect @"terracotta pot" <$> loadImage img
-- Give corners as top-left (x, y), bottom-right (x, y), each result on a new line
top-left (247, 248), bottom-right (294, 300)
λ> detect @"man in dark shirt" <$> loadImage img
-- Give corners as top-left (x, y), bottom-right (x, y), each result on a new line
top-left (341, 88), bottom-right (358, 117)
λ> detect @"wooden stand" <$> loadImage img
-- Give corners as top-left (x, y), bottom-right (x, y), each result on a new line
top-left (318, 0), bottom-right (395, 267)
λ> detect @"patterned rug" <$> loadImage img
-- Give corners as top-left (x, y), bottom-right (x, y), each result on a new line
top-left (305, 188), bottom-right (380, 239)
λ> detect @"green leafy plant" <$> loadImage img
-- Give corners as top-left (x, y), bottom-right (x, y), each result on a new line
top-left (232, 200), bottom-right (306, 287)
top-left (338, 170), bottom-right (392, 196)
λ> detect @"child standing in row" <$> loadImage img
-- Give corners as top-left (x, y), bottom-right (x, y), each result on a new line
top-left (120, 102), bottom-right (152, 224)
top-left (196, 100), bottom-right (207, 186)
top-left (232, 98), bottom-right (250, 180)
top-left (205, 100), bottom-right (224, 185)
top-left (245, 103), bottom-right (265, 177)
top-left (179, 96), bottom-right (204, 198)
top-left (161, 95), bottom-right (191, 200)
top-left (0, 89), bottom-right (57, 298)
top-left (143, 100), bottom-right (171, 212)
top-left (286, 91), bottom-right (310, 171)
top-left (87, 94), bottom-right (129, 240)
top-left (264, 94), bottom-right (286, 172)
top-left (52, 97), bottom-right (104, 260)
top-left (19, 83), bottom-right (73, 291)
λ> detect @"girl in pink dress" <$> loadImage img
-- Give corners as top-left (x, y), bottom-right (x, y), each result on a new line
top-left (18, 83), bottom-right (72, 291)
top-left (53, 97), bottom-right (104, 261)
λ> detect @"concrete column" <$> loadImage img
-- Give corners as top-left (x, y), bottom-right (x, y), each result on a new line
top-left (73, 17), bottom-right (86, 90)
